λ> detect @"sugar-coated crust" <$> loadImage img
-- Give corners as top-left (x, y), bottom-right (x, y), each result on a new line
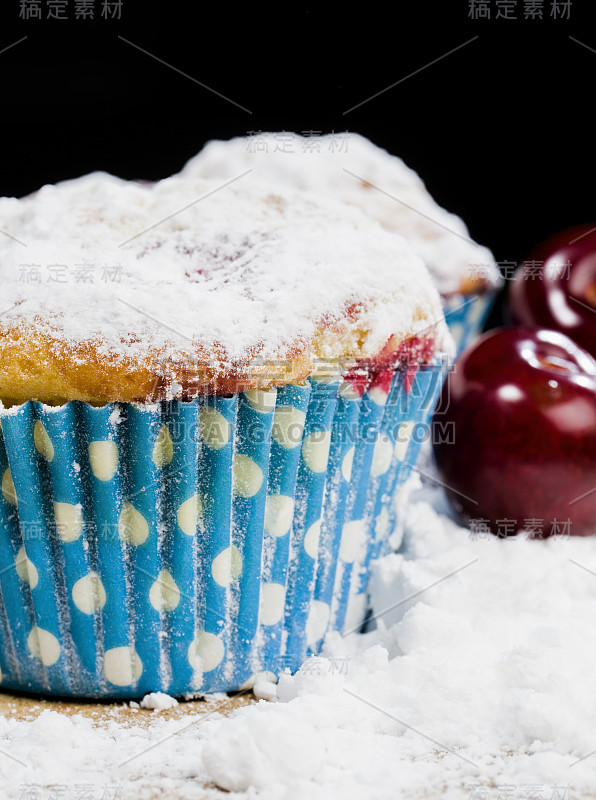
top-left (0, 173), bottom-right (452, 405)
top-left (181, 133), bottom-right (502, 297)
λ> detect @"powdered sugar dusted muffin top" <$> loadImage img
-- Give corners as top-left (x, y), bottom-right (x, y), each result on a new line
top-left (180, 132), bottom-right (501, 298)
top-left (0, 171), bottom-right (451, 406)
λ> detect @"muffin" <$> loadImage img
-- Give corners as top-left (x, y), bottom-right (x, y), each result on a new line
top-left (0, 171), bottom-right (452, 697)
top-left (180, 132), bottom-right (502, 354)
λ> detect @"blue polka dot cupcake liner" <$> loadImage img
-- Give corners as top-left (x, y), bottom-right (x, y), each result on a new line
top-left (0, 362), bottom-right (446, 698)
top-left (443, 291), bottom-right (496, 356)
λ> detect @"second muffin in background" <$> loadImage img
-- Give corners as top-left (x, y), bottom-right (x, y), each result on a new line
top-left (180, 131), bottom-right (502, 354)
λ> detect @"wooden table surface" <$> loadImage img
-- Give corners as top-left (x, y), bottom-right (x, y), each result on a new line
top-left (0, 689), bottom-right (257, 799)
top-left (0, 686), bottom-right (255, 725)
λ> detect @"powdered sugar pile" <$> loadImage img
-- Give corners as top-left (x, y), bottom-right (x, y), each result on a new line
top-left (2, 481), bottom-right (596, 799)
top-left (0, 170), bottom-right (449, 367)
top-left (139, 692), bottom-right (179, 711)
top-left (181, 132), bottom-right (501, 296)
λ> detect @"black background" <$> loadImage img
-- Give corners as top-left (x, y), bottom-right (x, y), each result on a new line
top-left (1, 0), bottom-right (594, 327)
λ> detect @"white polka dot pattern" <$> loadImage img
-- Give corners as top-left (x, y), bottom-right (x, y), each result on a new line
top-left (54, 501), bottom-right (84, 543)
top-left (344, 592), bottom-right (368, 633)
top-left (232, 454), bottom-right (263, 498)
top-left (305, 600), bottom-right (330, 646)
top-left (244, 389), bottom-right (277, 414)
top-left (394, 421), bottom-right (414, 461)
top-left (375, 507), bottom-right (390, 541)
top-left (199, 407), bottom-right (231, 450)
top-left (339, 519), bottom-right (365, 563)
top-left (118, 502), bottom-right (149, 546)
top-left (367, 387), bottom-right (388, 406)
top-left (264, 494), bottom-right (294, 537)
top-left (72, 571), bottom-right (106, 614)
top-left (88, 440), bottom-right (119, 481)
top-left (272, 406), bottom-right (306, 449)
top-left (176, 493), bottom-right (203, 536)
top-left (149, 569), bottom-right (181, 611)
top-left (15, 546), bottom-right (38, 588)
top-left (33, 421), bottom-right (54, 462)
top-left (27, 626), bottom-right (61, 666)
top-left (103, 646), bottom-right (143, 686)
top-left (341, 446), bottom-right (355, 482)
top-left (1, 468), bottom-right (17, 506)
top-left (188, 631), bottom-right (225, 673)
top-left (448, 322), bottom-right (465, 347)
top-left (393, 480), bottom-right (410, 513)
top-left (303, 519), bottom-right (321, 558)
top-left (371, 434), bottom-right (393, 477)
top-left (301, 430), bottom-right (331, 473)
top-left (211, 544), bottom-right (242, 586)
top-left (259, 582), bottom-right (286, 626)
top-left (152, 425), bottom-right (174, 467)
top-left (468, 296), bottom-right (488, 326)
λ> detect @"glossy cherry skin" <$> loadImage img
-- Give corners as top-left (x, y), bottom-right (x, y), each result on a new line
top-left (510, 223), bottom-right (596, 359)
top-left (433, 327), bottom-right (596, 537)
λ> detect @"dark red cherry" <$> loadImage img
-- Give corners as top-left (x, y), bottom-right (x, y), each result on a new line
top-left (432, 327), bottom-right (596, 537)
top-left (510, 223), bottom-right (596, 359)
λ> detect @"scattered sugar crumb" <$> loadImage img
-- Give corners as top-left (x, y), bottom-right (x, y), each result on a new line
top-left (140, 692), bottom-right (179, 711)
top-left (108, 407), bottom-right (122, 426)
top-left (252, 679), bottom-right (278, 702)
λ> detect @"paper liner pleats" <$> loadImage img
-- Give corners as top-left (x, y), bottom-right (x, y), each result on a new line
top-left (0, 362), bottom-right (445, 698)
